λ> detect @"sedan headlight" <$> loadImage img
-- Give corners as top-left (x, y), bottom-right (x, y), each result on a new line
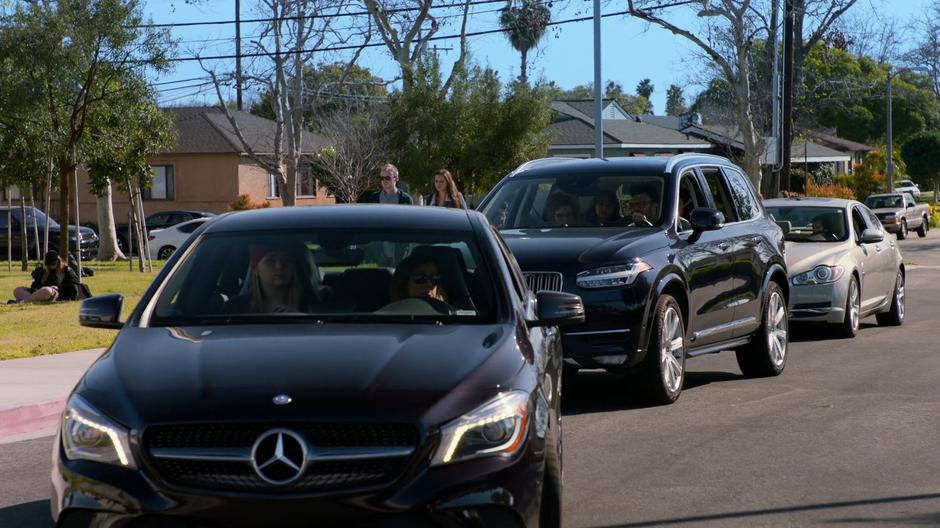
top-left (576, 261), bottom-right (652, 289)
top-left (431, 391), bottom-right (529, 466)
top-left (61, 395), bottom-right (136, 468)
top-left (792, 265), bottom-right (845, 286)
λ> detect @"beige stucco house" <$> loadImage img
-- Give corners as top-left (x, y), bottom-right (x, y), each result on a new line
top-left (55, 106), bottom-right (335, 225)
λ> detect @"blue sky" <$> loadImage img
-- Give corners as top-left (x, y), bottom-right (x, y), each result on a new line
top-left (146, 0), bottom-right (925, 113)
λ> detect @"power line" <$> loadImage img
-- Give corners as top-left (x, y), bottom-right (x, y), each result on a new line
top-left (136, 0), bottom-right (506, 29)
top-left (156, 9), bottom-right (633, 64)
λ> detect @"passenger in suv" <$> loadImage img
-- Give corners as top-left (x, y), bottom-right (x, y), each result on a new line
top-left (479, 154), bottom-right (790, 404)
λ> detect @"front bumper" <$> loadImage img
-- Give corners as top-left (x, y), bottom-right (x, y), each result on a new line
top-left (50, 428), bottom-right (544, 527)
top-left (788, 279), bottom-right (847, 324)
top-left (880, 220), bottom-right (902, 233)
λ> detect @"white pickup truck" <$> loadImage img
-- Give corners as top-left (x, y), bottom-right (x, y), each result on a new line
top-left (864, 192), bottom-right (930, 239)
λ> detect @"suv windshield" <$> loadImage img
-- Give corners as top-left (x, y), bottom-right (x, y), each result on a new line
top-left (864, 195), bottom-right (902, 209)
top-left (766, 206), bottom-right (848, 243)
top-left (150, 229), bottom-right (497, 326)
top-left (481, 174), bottom-right (667, 229)
top-left (10, 207), bottom-right (59, 228)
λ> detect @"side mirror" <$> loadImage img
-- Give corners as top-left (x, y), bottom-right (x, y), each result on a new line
top-left (79, 294), bottom-right (124, 330)
top-left (906, 202), bottom-right (914, 208)
top-left (529, 291), bottom-right (585, 327)
top-left (690, 208), bottom-right (725, 232)
top-left (860, 228), bottom-right (884, 244)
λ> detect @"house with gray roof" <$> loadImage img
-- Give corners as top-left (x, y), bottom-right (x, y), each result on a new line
top-left (62, 106), bottom-right (336, 228)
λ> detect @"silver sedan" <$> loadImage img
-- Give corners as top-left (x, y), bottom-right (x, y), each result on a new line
top-left (764, 198), bottom-right (905, 338)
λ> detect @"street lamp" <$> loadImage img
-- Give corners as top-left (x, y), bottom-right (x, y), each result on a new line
top-left (886, 65), bottom-right (930, 192)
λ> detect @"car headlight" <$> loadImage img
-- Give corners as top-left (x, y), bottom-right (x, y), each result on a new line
top-left (792, 265), bottom-right (845, 286)
top-left (61, 395), bottom-right (136, 468)
top-left (431, 391), bottom-right (529, 466)
top-left (576, 261), bottom-right (652, 289)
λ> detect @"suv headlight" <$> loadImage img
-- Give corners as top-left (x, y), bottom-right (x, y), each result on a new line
top-left (431, 391), bottom-right (529, 466)
top-left (792, 265), bottom-right (845, 286)
top-left (61, 395), bottom-right (136, 468)
top-left (576, 261), bottom-right (652, 289)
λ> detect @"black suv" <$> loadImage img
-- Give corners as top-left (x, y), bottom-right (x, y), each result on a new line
top-left (116, 209), bottom-right (215, 252)
top-left (479, 154), bottom-right (789, 404)
top-left (0, 206), bottom-right (98, 260)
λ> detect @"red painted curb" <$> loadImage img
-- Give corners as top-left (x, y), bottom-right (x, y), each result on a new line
top-left (0, 399), bottom-right (66, 438)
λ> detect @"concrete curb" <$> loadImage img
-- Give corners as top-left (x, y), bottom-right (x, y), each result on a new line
top-left (0, 398), bottom-right (66, 438)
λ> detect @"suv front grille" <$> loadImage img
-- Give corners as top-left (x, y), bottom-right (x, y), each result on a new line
top-left (144, 423), bottom-right (419, 493)
top-left (524, 271), bottom-right (563, 293)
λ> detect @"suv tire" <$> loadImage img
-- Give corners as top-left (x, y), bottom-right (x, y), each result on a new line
top-left (642, 294), bottom-right (686, 404)
top-left (736, 281), bottom-right (787, 377)
top-left (917, 217), bottom-right (928, 237)
top-left (898, 219), bottom-right (908, 240)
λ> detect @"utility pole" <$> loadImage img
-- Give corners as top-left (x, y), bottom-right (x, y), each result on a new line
top-left (886, 68), bottom-right (894, 192)
top-left (781, 0), bottom-right (794, 194)
top-left (235, 0), bottom-right (243, 111)
top-left (593, 0), bottom-right (603, 158)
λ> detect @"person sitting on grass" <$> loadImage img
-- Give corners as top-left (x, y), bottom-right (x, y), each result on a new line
top-left (10, 250), bottom-right (81, 304)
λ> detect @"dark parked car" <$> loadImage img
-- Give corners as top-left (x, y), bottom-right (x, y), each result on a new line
top-left (478, 154), bottom-right (790, 404)
top-left (116, 209), bottom-right (216, 253)
top-left (53, 205), bottom-right (584, 527)
top-left (0, 206), bottom-right (98, 261)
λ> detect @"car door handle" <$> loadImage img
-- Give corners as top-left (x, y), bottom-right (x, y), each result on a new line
top-left (717, 242), bottom-right (731, 251)
top-left (875, 245), bottom-right (882, 252)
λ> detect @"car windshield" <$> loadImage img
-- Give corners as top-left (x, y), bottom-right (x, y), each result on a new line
top-left (149, 229), bottom-right (497, 326)
top-left (11, 208), bottom-right (59, 228)
top-left (481, 174), bottom-right (667, 229)
top-left (766, 206), bottom-right (848, 243)
top-left (865, 195), bottom-right (902, 209)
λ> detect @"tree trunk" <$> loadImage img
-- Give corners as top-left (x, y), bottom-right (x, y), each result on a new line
top-left (19, 197), bottom-right (28, 272)
top-left (96, 180), bottom-right (125, 261)
top-left (520, 48), bottom-right (528, 84)
top-left (734, 48), bottom-right (764, 189)
top-left (29, 190), bottom-right (41, 263)
top-left (57, 160), bottom-right (72, 259)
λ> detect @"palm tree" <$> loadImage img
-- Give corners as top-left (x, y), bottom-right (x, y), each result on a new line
top-left (499, 0), bottom-right (551, 84)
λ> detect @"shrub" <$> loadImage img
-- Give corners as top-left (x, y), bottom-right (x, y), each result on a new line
top-left (804, 180), bottom-right (856, 199)
top-left (930, 203), bottom-right (940, 228)
top-left (228, 194), bottom-right (271, 211)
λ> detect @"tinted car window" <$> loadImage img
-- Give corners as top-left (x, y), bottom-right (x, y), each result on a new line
top-left (481, 174), bottom-right (667, 229)
top-left (723, 168), bottom-right (761, 221)
top-left (765, 206), bottom-right (848, 242)
top-left (701, 168), bottom-right (738, 223)
top-left (147, 213), bottom-right (171, 227)
top-left (864, 195), bottom-right (902, 209)
top-left (151, 229), bottom-right (497, 325)
top-left (859, 206), bottom-right (885, 233)
top-left (177, 221), bottom-right (204, 234)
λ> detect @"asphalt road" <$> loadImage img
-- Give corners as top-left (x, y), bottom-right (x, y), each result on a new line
top-left (2, 231), bottom-right (939, 528)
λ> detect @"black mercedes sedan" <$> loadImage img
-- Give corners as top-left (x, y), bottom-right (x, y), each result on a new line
top-left (478, 154), bottom-right (789, 404)
top-left (52, 205), bottom-right (584, 527)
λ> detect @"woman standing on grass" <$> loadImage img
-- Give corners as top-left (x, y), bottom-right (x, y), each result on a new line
top-left (425, 169), bottom-right (467, 209)
top-left (10, 250), bottom-right (81, 304)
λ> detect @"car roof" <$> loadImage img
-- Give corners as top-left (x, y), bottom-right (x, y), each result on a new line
top-left (505, 153), bottom-right (738, 179)
top-left (205, 204), bottom-right (478, 233)
top-left (763, 197), bottom-right (858, 208)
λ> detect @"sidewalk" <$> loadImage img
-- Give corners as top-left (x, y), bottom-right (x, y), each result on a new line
top-left (0, 348), bottom-right (103, 443)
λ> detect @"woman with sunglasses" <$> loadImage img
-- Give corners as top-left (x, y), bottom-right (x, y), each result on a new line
top-left (425, 169), bottom-right (467, 209)
top-left (389, 255), bottom-right (449, 305)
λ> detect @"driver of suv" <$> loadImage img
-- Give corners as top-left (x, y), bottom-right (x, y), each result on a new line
top-left (627, 185), bottom-right (660, 226)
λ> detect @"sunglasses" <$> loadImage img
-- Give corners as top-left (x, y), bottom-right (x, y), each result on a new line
top-left (380, 175), bottom-right (395, 181)
top-left (409, 273), bottom-right (441, 286)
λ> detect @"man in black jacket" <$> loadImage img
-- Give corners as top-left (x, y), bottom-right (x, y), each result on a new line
top-left (361, 164), bottom-right (414, 205)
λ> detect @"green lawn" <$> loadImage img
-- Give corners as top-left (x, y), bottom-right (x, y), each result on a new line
top-left (0, 260), bottom-right (163, 360)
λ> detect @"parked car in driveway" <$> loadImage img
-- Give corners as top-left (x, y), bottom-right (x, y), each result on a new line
top-left (864, 192), bottom-right (930, 239)
top-left (146, 217), bottom-right (210, 259)
top-left (116, 209), bottom-right (216, 253)
top-left (893, 179), bottom-right (921, 199)
top-left (478, 154), bottom-right (790, 404)
top-left (764, 198), bottom-right (905, 337)
top-left (53, 205), bottom-right (584, 527)
top-left (0, 206), bottom-right (98, 261)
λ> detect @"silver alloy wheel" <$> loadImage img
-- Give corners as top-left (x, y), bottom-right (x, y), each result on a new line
top-left (660, 306), bottom-right (684, 394)
top-left (766, 291), bottom-right (787, 368)
top-left (896, 272), bottom-right (905, 319)
top-left (848, 279), bottom-right (860, 333)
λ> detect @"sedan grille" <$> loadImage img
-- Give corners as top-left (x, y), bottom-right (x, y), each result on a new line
top-left (524, 271), bottom-right (563, 293)
top-left (144, 423), bottom-right (419, 493)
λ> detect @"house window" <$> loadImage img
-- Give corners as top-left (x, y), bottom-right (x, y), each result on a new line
top-left (297, 167), bottom-right (317, 197)
top-left (268, 173), bottom-right (281, 198)
top-left (144, 166), bottom-right (175, 200)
